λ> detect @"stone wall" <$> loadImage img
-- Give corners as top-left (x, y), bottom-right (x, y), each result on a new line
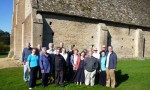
top-left (13, 0), bottom-right (25, 59)
top-left (22, 14), bottom-right (32, 49)
top-left (25, 0), bottom-right (32, 18)
top-left (42, 14), bottom-right (99, 51)
top-left (143, 29), bottom-right (150, 58)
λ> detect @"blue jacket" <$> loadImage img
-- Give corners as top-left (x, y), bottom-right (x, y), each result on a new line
top-left (39, 53), bottom-right (51, 73)
top-left (106, 51), bottom-right (117, 69)
top-left (22, 47), bottom-right (32, 63)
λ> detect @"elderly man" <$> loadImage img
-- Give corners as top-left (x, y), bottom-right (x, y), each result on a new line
top-left (47, 43), bottom-right (56, 83)
top-left (47, 43), bottom-right (56, 54)
top-left (100, 45), bottom-right (107, 57)
top-left (22, 42), bottom-right (32, 82)
top-left (54, 48), bottom-right (66, 87)
top-left (106, 45), bottom-right (117, 89)
top-left (84, 51), bottom-right (98, 86)
top-left (40, 47), bottom-right (51, 87)
top-left (59, 42), bottom-right (64, 52)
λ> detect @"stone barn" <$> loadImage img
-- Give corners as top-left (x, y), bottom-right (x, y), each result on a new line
top-left (9, 0), bottom-right (150, 59)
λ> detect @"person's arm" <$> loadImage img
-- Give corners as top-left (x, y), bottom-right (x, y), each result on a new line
top-left (22, 49), bottom-right (25, 64)
top-left (27, 55), bottom-right (31, 72)
top-left (39, 55), bottom-right (44, 73)
top-left (113, 53), bottom-right (117, 70)
top-left (70, 55), bottom-right (74, 66)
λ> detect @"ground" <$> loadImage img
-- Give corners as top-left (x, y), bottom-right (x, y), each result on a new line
top-left (0, 59), bottom-right (150, 90)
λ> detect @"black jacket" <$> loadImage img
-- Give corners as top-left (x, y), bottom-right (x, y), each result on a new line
top-left (54, 54), bottom-right (66, 71)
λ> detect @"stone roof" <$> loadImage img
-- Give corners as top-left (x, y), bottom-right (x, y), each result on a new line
top-left (32, 0), bottom-right (150, 27)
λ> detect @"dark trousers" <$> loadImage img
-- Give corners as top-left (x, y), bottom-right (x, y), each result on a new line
top-left (69, 66), bottom-right (76, 82)
top-left (55, 70), bottom-right (64, 85)
top-left (29, 66), bottom-right (37, 88)
top-left (99, 71), bottom-right (106, 86)
top-left (37, 66), bottom-right (42, 79)
top-left (42, 73), bottom-right (49, 87)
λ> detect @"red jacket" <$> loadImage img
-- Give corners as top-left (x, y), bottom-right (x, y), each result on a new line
top-left (75, 57), bottom-right (81, 70)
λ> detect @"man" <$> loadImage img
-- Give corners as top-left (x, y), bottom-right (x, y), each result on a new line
top-left (47, 43), bottom-right (56, 83)
top-left (67, 45), bottom-right (74, 82)
top-left (84, 51), bottom-right (98, 86)
top-left (39, 47), bottom-right (51, 87)
top-left (59, 42), bottom-right (64, 52)
top-left (100, 45), bottom-right (107, 57)
top-left (47, 43), bottom-right (56, 54)
top-left (36, 44), bottom-right (42, 79)
top-left (22, 42), bottom-right (32, 82)
top-left (93, 48), bottom-right (100, 59)
top-left (106, 45), bottom-right (117, 89)
top-left (54, 48), bottom-right (66, 87)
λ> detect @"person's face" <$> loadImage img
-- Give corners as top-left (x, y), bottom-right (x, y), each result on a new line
top-left (60, 43), bottom-right (63, 48)
top-left (81, 52), bottom-right (85, 57)
top-left (108, 46), bottom-right (113, 52)
top-left (102, 47), bottom-right (106, 50)
top-left (74, 50), bottom-right (78, 54)
top-left (42, 48), bottom-right (47, 54)
top-left (101, 52), bottom-right (105, 56)
top-left (37, 44), bottom-right (41, 50)
top-left (88, 51), bottom-right (93, 57)
top-left (94, 50), bottom-right (97, 53)
top-left (32, 49), bottom-right (36, 55)
top-left (88, 48), bottom-right (92, 52)
top-left (56, 49), bottom-right (60, 55)
top-left (49, 44), bottom-right (53, 49)
top-left (26, 43), bottom-right (31, 48)
top-left (62, 48), bottom-right (66, 53)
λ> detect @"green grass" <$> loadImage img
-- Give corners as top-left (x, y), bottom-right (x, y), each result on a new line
top-left (0, 60), bottom-right (150, 90)
top-left (0, 52), bottom-right (8, 58)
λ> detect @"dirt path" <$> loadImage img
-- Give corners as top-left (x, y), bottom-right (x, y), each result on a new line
top-left (0, 58), bottom-right (22, 69)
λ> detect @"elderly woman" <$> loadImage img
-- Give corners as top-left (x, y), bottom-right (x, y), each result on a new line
top-left (27, 48), bottom-right (39, 89)
top-left (74, 51), bottom-right (86, 85)
top-left (39, 47), bottom-right (51, 87)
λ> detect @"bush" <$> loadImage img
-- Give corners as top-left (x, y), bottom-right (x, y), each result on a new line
top-left (0, 42), bottom-right (10, 54)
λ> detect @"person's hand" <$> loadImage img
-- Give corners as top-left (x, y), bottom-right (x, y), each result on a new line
top-left (99, 70), bottom-right (101, 72)
top-left (28, 68), bottom-right (31, 72)
top-left (41, 70), bottom-right (44, 73)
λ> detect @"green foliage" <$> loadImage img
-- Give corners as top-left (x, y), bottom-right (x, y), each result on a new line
top-left (0, 29), bottom-right (10, 45)
top-left (0, 60), bottom-right (150, 90)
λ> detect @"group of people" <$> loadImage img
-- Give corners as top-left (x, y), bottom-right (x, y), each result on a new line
top-left (22, 42), bottom-right (117, 89)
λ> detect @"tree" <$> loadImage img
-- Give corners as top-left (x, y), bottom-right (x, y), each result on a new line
top-left (0, 29), bottom-right (10, 45)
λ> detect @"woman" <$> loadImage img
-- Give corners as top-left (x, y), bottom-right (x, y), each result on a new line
top-left (99, 50), bottom-right (107, 86)
top-left (40, 47), bottom-right (51, 87)
top-left (70, 49), bottom-right (79, 82)
top-left (27, 48), bottom-right (39, 89)
top-left (74, 51), bottom-right (86, 85)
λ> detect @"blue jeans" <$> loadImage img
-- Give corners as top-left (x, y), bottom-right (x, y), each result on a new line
top-left (24, 62), bottom-right (29, 81)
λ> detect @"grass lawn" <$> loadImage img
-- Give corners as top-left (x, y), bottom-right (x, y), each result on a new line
top-left (0, 60), bottom-right (150, 90)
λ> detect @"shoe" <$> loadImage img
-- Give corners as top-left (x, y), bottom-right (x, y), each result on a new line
top-left (80, 82), bottom-right (82, 85)
top-left (29, 88), bottom-right (32, 89)
top-left (77, 82), bottom-right (79, 85)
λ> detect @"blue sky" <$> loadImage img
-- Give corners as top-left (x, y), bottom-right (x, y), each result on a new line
top-left (0, 0), bottom-right (13, 33)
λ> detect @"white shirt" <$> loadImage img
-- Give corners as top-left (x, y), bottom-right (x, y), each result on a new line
top-left (73, 54), bottom-right (78, 65)
top-left (106, 52), bottom-right (111, 68)
top-left (47, 49), bottom-right (56, 54)
top-left (60, 53), bottom-right (68, 61)
top-left (93, 53), bottom-right (100, 59)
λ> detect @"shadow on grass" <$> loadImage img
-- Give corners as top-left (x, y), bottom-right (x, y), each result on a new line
top-left (116, 70), bottom-right (129, 87)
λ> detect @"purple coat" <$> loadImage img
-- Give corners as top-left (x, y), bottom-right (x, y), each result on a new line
top-left (39, 53), bottom-right (51, 73)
